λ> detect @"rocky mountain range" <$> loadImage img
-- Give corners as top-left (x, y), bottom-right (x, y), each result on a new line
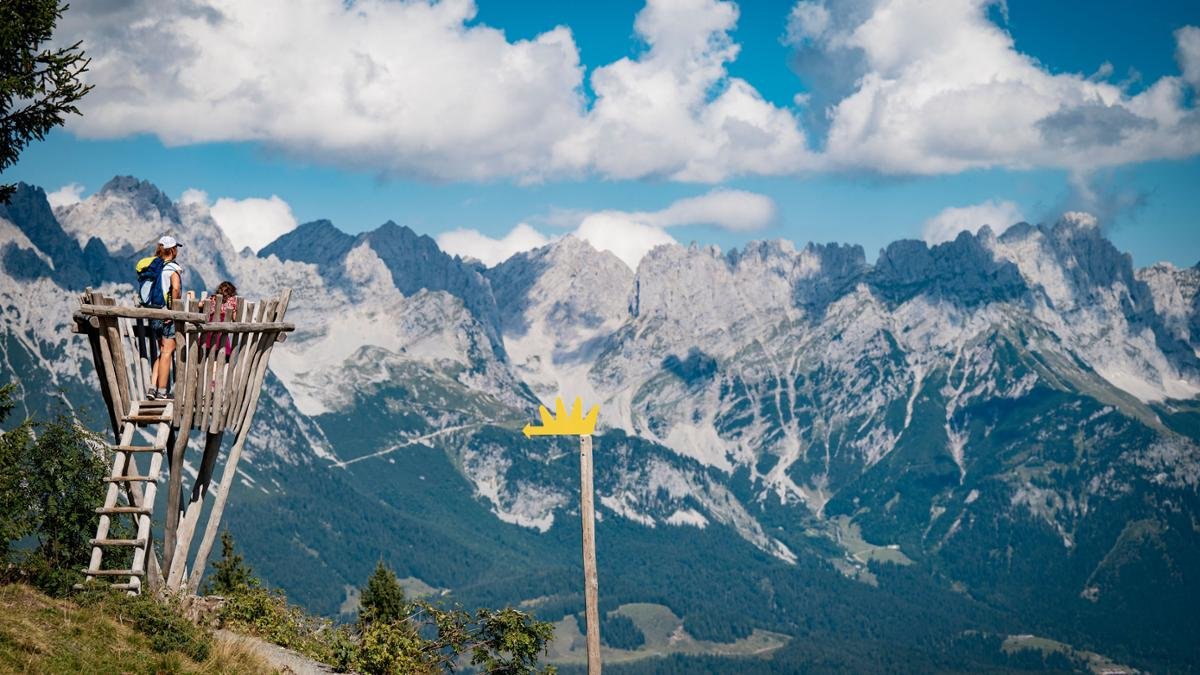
top-left (2, 176), bottom-right (1199, 671)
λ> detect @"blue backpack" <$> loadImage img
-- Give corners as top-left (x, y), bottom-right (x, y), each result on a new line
top-left (135, 256), bottom-right (168, 308)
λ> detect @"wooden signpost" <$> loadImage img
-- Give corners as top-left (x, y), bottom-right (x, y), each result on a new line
top-left (525, 397), bottom-right (602, 675)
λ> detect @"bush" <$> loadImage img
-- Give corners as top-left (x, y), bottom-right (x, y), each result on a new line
top-left (354, 561), bottom-right (557, 674)
top-left (218, 570), bottom-right (557, 674)
top-left (0, 383), bottom-right (114, 596)
top-left (353, 619), bottom-right (433, 675)
top-left (219, 585), bottom-right (354, 666)
top-left (77, 589), bottom-right (213, 661)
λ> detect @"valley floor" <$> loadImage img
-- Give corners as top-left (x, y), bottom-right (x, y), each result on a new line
top-left (545, 602), bottom-right (789, 666)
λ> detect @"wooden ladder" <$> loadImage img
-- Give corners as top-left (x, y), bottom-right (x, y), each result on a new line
top-left (77, 398), bottom-right (173, 594)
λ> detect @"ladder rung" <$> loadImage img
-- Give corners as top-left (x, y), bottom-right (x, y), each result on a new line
top-left (110, 444), bottom-right (165, 453)
top-left (95, 506), bottom-right (152, 515)
top-left (83, 568), bottom-right (145, 577)
top-left (103, 474), bottom-right (160, 482)
top-left (90, 538), bottom-right (147, 547)
top-left (122, 414), bottom-right (171, 424)
top-left (74, 582), bottom-right (141, 591)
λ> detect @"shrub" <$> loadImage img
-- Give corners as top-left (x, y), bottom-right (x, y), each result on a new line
top-left (353, 619), bottom-right (433, 675)
top-left (219, 580), bottom-right (557, 674)
top-left (77, 589), bottom-right (213, 661)
top-left (0, 384), bottom-right (113, 596)
top-left (219, 585), bottom-right (353, 666)
top-left (352, 560), bottom-right (556, 672)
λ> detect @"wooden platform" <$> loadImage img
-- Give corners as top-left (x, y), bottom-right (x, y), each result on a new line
top-left (74, 289), bottom-right (293, 595)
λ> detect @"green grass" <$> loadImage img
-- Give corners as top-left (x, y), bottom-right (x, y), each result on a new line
top-left (0, 585), bottom-right (275, 674)
top-left (1002, 634), bottom-right (1135, 674)
top-left (545, 602), bottom-right (789, 666)
top-left (831, 515), bottom-right (914, 565)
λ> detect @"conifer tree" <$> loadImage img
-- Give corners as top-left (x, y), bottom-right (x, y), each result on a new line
top-left (1, 1), bottom-right (92, 202)
top-left (206, 529), bottom-right (257, 595)
top-left (359, 559), bottom-right (407, 625)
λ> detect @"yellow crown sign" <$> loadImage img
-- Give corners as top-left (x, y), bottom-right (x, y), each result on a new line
top-left (523, 396), bottom-right (599, 438)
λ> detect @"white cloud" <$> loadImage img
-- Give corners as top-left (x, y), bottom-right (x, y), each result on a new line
top-left (574, 212), bottom-right (679, 270)
top-left (436, 223), bottom-right (551, 267)
top-left (65, 0), bottom-right (585, 181)
top-left (179, 188), bottom-right (209, 205)
top-left (558, 0), bottom-right (812, 181)
top-left (784, 1), bottom-right (831, 45)
top-left (58, 0), bottom-right (1200, 181)
top-left (1177, 26), bottom-right (1200, 89)
top-left (922, 199), bottom-right (1024, 244)
top-left (46, 183), bottom-right (85, 209)
top-left (64, 0), bottom-right (809, 183)
top-left (1061, 211), bottom-right (1098, 229)
top-left (206, 195), bottom-right (298, 253)
top-left (643, 189), bottom-right (775, 231)
top-left (798, 1), bottom-right (1200, 174)
top-left (436, 188), bottom-right (775, 269)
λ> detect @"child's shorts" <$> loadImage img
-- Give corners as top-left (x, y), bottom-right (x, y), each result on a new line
top-left (150, 318), bottom-right (177, 340)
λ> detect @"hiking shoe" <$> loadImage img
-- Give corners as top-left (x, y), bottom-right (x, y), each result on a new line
top-left (146, 387), bottom-right (158, 400)
top-left (157, 389), bottom-right (174, 400)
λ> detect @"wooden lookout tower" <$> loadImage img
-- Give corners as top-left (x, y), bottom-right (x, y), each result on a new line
top-left (71, 288), bottom-right (294, 595)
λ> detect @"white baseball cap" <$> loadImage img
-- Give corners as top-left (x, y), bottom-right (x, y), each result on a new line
top-left (159, 235), bottom-right (183, 248)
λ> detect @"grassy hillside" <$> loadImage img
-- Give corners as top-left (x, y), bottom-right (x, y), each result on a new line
top-left (0, 585), bottom-right (274, 675)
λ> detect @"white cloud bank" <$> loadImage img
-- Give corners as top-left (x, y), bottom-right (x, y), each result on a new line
top-left (437, 189), bottom-right (776, 269)
top-left (64, 0), bottom-right (1200, 182)
top-left (65, 0), bottom-right (807, 183)
top-left (437, 223), bottom-right (550, 267)
top-left (922, 199), bottom-right (1024, 244)
top-left (46, 183), bottom-right (85, 209)
top-left (643, 189), bottom-right (776, 231)
top-left (1177, 26), bottom-right (1200, 89)
top-left (787, 0), bottom-right (1200, 174)
top-left (182, 188), bottom-right (298, 253)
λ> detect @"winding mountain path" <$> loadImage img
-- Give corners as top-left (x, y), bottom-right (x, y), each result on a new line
top-left (332, 423), bottom-right (477, 468)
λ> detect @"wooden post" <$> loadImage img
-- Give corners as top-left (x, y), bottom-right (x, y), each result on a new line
top-left (80, 297), bottom-right (120, 440)
top-left (163, 329), bottom-right (201, 573)
top-left (164, 430), bottom-right (224, 589)
top-left (187, 289), bottom-right (290, 593)
top-left (580, 434), bottom-right (601, 675)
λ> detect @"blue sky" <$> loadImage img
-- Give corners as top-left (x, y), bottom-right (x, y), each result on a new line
top-left (8, 0), bottom-right (1200, 268)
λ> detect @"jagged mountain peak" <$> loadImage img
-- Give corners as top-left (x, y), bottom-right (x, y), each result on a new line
top-left (97, 175), bottom-right (179, 222)
top-left (726, 238), bottom-right (796, 263)
top-left (56, 175), bottom-right (184, 261)
top-left (258, 218), bottom-right (356, 272)
top-left (540, 233), bottom-right (625, 266)
top-left (489, 234), bottom-right (634, 334)
top-left (365, 220), bottom-right (439, 252)
top-left (0, 183), bottom-right (93, 288)
top-left (870, 229), bottom-right (1027, 306)
top-left (0, 183), bottom-right (56, 233)
top-left (992, 216), bottom-right (1146, 309)
top-left (494, 234), bottom-right (630, 282)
